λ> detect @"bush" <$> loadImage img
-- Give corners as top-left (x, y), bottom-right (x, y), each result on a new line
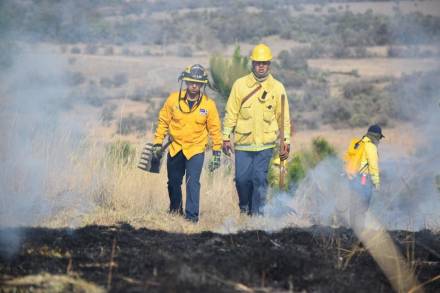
top-left (128, 87), bottom-right (146, 102)
top-left (277, 49), bottom-right (308, 71)
top-left (99, 73), bottom-right (128, 88)
top-left (113, 73), bottom-right (128, 87)
top-left (101, 104), bottom-right (117, 125)
top-left (70, 47), bottom-right (81, 54)
top-left (106, 140), bottom-right (136, 166)
top-left (320, 98), bottom-right (352, 124)
top-left (343, 80), bottom-right (373, 99)
top-left (117, 114), bottom-right (146, 135)
top-left (104, 46), bottom-right (114, 55)
top-left (100, 77), bottom-right (113, 89)
top-left (67, 71), bottom-right (86, 86)
top-left (176, 45), bottom-right (193, 57)
top-left (282, 137), bottom-right (336, 188)
top-left (209, 46), bottom-right (250, 101)
top-left (85, 44), bottom-right (98, 54)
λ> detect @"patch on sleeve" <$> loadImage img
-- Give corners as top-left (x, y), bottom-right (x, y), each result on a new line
top-left (199, 108), bottom-right (208, 116)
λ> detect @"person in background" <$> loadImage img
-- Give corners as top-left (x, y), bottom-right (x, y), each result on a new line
top-left (348, 124), bottom-right (384, 230)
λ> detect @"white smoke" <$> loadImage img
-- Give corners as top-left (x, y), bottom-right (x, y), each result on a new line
top-left (0, 49), bottom-right (96, 257)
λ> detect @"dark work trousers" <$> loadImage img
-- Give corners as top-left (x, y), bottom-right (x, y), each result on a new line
top-left (167, 151), bottom-right (204, 222)
top-left (349, 174), bottom-right (373, 230)
top-left (234, 149), bottom-right (273, 216)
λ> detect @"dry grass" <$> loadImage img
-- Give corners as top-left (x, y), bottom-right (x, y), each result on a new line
top-left (34, 137), bottom-right (293, 234)
top-left (33, 121), bottom-right (424, 234)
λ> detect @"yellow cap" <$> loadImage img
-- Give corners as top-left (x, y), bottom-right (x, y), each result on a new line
top-left (250, 44), bottom-right (273, 61)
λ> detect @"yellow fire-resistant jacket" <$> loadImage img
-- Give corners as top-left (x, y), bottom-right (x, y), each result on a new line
top-left (153, 91), bottom-right (222, 159)
top-left (359, 136), bottom-right (380, 188)
top-left (223, 73), bottom-right (291, 151)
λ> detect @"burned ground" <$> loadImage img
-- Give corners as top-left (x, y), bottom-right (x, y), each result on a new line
top-left (0, 224), bottom-right (439, 292)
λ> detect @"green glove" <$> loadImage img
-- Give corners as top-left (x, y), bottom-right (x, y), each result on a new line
top-left (152, 144), bottom-right (163, 159)
top-left (208, 151), bottom-right (221, 172)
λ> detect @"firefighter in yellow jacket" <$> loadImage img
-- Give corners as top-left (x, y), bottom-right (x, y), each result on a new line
top-left (153, 64), bottom-right (222, 222)
top-left (349, 124), bottom-right (384, 229)
top-left (222, 44), bottom-right (291, 215)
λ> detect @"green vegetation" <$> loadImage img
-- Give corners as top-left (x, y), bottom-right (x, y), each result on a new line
top-left (2, 2), bottom-right (440, 47)
top-left (105, 140), bottom-right (136, 166)
top-left (270, 137), bottom-right (336, 188)
top-left (117, 114), bottom-right (147, 135)
top-left (209, 46), bottom-right (250, 101)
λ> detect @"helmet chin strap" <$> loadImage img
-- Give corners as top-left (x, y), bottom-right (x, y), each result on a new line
top-left (178, 82), bottom-right (206, 114)
top-left (252, 69), bottom-right (270, 82)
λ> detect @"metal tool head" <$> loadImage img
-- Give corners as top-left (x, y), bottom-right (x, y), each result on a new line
top-left (137, 143), bottom-right (162, 173)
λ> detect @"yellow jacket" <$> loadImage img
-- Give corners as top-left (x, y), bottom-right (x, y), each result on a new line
top-left (223, 73), bottom-right (291, 151)
top-left (153, 91), bottom-right (222, 159)
top-left (359, 136), bottom-right (380, 188)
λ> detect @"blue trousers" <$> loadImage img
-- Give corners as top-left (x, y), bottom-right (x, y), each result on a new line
top-left (349, 175), bottom-right (373, 229)
top-left (235, 149), bottom-right (273, 215)
top-left (167, 151), bottom-right (204, 222)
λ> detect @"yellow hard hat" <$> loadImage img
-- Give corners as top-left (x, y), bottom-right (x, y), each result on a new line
top-left (250, 44), bottom-right (273, 62)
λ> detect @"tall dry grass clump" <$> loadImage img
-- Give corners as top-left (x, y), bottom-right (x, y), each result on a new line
top-left (39, 136), bottom-right (265, 233)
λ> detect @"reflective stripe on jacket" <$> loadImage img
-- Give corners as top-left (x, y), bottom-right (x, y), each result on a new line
top-left (359, 136), bottom-right (380, 188)
top-left (222, 73), bottom-right (291, 151)
top-left (153, 91), bottom-right (222, 159)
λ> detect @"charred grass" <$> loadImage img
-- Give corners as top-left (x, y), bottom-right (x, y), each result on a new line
top-left (1, 225), bottom-right (439, 292)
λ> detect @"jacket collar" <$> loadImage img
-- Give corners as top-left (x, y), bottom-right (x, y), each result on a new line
top-left (245, 72), bottom-right (274, 88)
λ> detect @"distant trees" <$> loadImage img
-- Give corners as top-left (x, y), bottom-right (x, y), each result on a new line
top-left (3, 1), bottom-right (440, 47)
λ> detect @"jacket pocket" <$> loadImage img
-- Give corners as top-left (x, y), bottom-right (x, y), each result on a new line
top-left (262, 118), bottom-right (278, 144)
top-left (239, 105), bottom-right (252, 120)
top-left (263, 109), bottom-right (275, 123)
top-left (235, 119), bottom-right (253, 144)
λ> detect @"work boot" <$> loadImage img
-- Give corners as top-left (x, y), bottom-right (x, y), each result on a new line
top-left (184, 216), bottom-right (198, 223)
top-left (169, 207), bottom-right (184, 216)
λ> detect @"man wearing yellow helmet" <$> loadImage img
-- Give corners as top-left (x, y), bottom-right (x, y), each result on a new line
top-left (222, 44), bottom-right (291, 216)
top-left (153, 64), bottom-right (222, 222)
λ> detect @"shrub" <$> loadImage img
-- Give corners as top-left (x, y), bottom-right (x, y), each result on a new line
top-left (277, 49), bottom-right (308, 71)
top-left (70, 47), bottom-right (81, 54)
top-left (274, 137), bottom-right (336, 189)
top-left (101, 104), bottom-right (117, 125)
top-left (99, 73), bottom-right (128, 88)
top-left (343, 80), bottom-right (373, 99)
top-left (209, 46), bottom-right (250, 101)
top-left (100, 77), bottom-right (113, 89)
top-left (117, 114), bottom-right (146, 135)
top-left (85, 44), bottom-right (98, 54)
top-left (105, 140), bottom-right (136, 166)
top-left (104, 46), bottom-right (114, 55)
top-left (129, 87), bottom-right (146, 102)
top-left (67, 71), bottom-right (86, 86)
top-left (348, 113), bottom-right (369, 127)
top-left (177, 45), bottom-right (193, 57)
top-left (113, 73), bottom-right (128, 87)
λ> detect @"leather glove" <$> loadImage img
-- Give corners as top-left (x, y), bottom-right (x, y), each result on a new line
top-left (208, 151), bottom-right (221, 172)
top-left (222, 140), bottom-right (233, 156)
top-left (279, 143), bottom-right (290, 161)
top-left (152, 144), bottom-right (163, 159)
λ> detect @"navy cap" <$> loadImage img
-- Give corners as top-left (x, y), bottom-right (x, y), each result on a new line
top-left (367, 124), bottom-right (385, 138)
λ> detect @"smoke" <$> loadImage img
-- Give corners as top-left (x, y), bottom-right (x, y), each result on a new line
top-left (0, 48), bottom-right (96, 257)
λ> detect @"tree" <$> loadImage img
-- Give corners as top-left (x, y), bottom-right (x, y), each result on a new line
top-left (209, 46), bottom-right (250, 101)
